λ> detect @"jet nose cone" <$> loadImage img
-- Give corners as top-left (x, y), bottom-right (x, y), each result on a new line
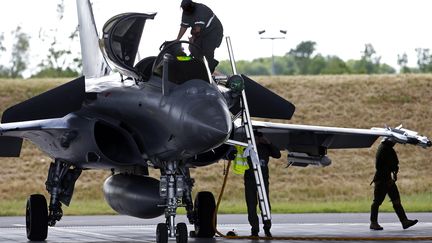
top-left (181, 91), bottom-right (232, 152)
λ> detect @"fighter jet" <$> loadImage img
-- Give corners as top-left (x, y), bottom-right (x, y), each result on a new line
top-left (0, 0), bottom-right (430, 242)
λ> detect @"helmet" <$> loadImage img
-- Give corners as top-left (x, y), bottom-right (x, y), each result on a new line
top-left (181, 0), bottom-right (192, 7)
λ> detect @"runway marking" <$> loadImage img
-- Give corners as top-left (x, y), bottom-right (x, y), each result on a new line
top-left (4, 221), bottom-right (432, 242)
top-left (51, 227), bottom-right (152, 242)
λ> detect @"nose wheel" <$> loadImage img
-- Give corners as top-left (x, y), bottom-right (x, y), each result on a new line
top-left (156, 223), bottom-right (168, 243)
top-left (176, 222), bottom-right (188, 243)
top-left (156, 161), bottom-right (190, 242)
top-left (156, 222), bottom-right (188, 243)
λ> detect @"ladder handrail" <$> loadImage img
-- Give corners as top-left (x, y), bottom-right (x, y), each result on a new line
top-left (226, 36), bottom-right (271, 221)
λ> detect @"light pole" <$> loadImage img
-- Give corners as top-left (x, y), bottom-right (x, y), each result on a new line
top-left (258, 30), bottom-right (287, 75)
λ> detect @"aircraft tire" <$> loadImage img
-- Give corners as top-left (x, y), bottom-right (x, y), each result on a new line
top-left (26, 194), bottom-right (48, 241)
top-left (194, 191), bottom-right (216, 238)
top-left (176, 222), bottom-right (188, 243)
top-left (156, 223), bottom-right (168, 243)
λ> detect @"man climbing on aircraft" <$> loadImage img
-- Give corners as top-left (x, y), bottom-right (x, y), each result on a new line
top-left (370, 138), bottom-right (418, 230)
top-left (176, 0), bottom-right (223, 73)
top-left (244, 132), bottom-right (281, 237)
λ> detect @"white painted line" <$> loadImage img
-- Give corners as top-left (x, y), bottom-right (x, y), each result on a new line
top-left (50, 227), bottom-right (151, 242)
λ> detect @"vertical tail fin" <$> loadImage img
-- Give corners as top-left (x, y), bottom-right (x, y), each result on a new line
top-left (76, 0), bottom-right (111, 78)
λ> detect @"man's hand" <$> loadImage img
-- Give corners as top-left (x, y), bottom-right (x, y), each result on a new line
top-left (188, 36), bottom-right (195, 43)
top-left (191, 26), bottom-right (202, 38)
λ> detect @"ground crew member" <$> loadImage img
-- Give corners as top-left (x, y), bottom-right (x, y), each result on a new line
top-left (176, 0), bottom-right (223, 72)
top-left (244, 132), bottom-right (281, 237)
top-left (370, 138), bottom-right (418, 230)
top-left (232, 145), bottom-right (249, 175)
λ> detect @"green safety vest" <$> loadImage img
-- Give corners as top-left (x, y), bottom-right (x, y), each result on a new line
top-left (232, 145), bottom-right (249, 175)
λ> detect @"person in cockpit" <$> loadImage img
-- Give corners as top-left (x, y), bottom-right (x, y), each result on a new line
top-left (176, 0), bottom-right (223, 73)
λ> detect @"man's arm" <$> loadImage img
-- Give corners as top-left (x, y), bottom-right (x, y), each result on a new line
top-left (191, 26), bottom-right (202, 37)
top-left (176, 26), bottom-right (188, 41)
top-left (268, 143), bottom-right (281, 159)
top-left (260, 136), bottom-right (281, 159)
top-left (189, 26), bottom-right (202, 43)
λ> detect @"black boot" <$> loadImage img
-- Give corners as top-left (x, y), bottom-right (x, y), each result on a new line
top-left (370, 222), bottom-right (384, 230)
top-left (402, 219), bottom-right (418, 229)
top-left (263, 220), bottom-right (272, 237)
top-left (370, 203), bottom-right (380, 224)
top-left (393, 202), bottom-right (418, 229)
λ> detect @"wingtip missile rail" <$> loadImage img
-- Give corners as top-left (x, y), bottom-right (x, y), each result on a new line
top-left (372, 125), bottom-right (432, 148)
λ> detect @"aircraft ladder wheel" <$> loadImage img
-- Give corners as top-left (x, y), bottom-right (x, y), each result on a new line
top-left (26, 194), bottom-right (48, 241)
top-left (156, 223), bottom-right (168, 243)
top-left (176, 222), bottom-right (188, 243)
top-left (194, 191), bottom-right (216, 238)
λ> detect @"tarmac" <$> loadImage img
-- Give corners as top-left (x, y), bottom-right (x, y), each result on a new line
top-left (0, 213), bottom-right (431, 242)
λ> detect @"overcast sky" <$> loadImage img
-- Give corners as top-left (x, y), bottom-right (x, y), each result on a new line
top-left (1, 0), bottom-right (432, 75)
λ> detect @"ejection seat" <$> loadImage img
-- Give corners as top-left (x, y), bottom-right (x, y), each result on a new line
top-left (149, 41), bottom-right (210, 85)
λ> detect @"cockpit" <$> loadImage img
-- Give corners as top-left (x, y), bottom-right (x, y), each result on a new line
top-left (100, 12), bottom-right (211, 85)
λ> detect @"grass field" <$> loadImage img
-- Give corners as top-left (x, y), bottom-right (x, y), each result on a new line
top-left (0, 74), bottom-right (431, 216)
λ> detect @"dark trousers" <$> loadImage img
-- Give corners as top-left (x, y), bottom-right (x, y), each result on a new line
top-left (190, 31), bottom-right (223, 73)
top-left (371, 180), bottom-right (407, 223)
top-left (244, 167), bottom-right (271, 233)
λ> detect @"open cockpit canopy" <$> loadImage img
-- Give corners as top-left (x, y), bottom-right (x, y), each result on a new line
top-left (100, 13), bottom-right (210, 84)
top-left (100, 12), bottom-right (156, 80)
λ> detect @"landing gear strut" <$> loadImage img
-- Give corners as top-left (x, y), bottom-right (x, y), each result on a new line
top-left (157, 161), bottom-right (190, 243)
top-left (45, 159), bottom-right (81, 226)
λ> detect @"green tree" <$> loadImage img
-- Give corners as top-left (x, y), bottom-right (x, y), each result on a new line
top-left (34, 0), bottom-right (80, 77)
top-left (217, 41), bottom-right (397, 76)
top-left (415, 48), bottom-right (432, 73)
top-left (309, 54), bottom-right (326, 74)
top-left (397, 53), bottom-right (411, 73)
top-left (322, 56), bottom-right (350, 74)
top-left (9, 26), bottom-right (30, 78)
top-left (215, 60), bottom-right (233, 75)
top-left (346, 44), bottom-right (382, 74)
top-left (277, 55), bottom-right (297, 75)
top-left (378, 63), bottom-right (396, 74)
top-left (360, 43), bottom-right (381, 74)
top-left (288, 41), bottom-right (316, 74)
top-left (0, 33), bottom-right (5, 53)
top-left (0, 32), bottom-right (7, 77)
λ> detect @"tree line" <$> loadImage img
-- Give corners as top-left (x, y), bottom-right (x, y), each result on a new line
top-left (217, 41), bottom-right (432, 76)
top-left (0, 0), bottom-right (81, 79)
top-left (1, 0), bottom-right (432, 78)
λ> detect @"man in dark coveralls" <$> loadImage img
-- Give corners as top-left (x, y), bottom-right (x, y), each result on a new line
top-left (244, 132), bottom-right (281, 237)
top-left (176, 0), bottom-right (223, 72)
top-left (370, 138), bottom-right (418, 230)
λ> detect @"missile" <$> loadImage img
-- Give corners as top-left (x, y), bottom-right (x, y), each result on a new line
top-left (287, 152), bottom-right (332, 167)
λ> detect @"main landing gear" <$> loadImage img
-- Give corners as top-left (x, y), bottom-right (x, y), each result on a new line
top-left (25, 159), bottom-right (81, 241)
top-left (26, 194), bottom-right (48, 241)
top-left (192, 191), bottom-right (216, 238)
top-left (156, 161), bottom-right (216, 243)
